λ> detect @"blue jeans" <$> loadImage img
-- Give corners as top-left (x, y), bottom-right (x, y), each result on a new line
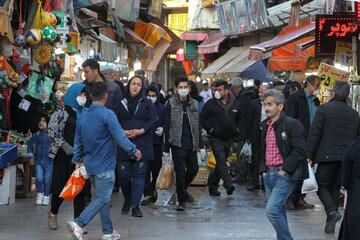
top-left (35, 161), bottom-right (53, 196)
top-left (74, 170), bottom-right (115, 234)
top-left (117, 159), bottom-right (147, 207)
top-left (263, 171), bottom-right (294, 240)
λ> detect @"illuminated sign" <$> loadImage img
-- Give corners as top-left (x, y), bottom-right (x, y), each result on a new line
top-left (315, 14), bottom-right (360, 57)
top-left (356, 2), bottom-right (360, 22)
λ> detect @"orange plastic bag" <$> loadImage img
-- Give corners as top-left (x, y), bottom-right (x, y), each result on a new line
top-left (59, 167), bottom-right (87, 202)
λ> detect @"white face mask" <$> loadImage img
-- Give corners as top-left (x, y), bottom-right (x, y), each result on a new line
top-left (214, 91), bottom-right (221, 100)
top-left (76, 96), bottom-right (87, 106)
top-left (313, 89), bottom-right (320, 96)
top-left (149, 96), bottom-right (157, 104)
top-left (178, 89), bottom-right (189, 98)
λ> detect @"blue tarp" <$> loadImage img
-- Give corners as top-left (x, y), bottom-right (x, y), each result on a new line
top-left (238, 61), bottom-right (274, 82)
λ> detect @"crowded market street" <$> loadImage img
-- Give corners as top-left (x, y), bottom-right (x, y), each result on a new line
top-left (0, 184), bottom-right (341, 240)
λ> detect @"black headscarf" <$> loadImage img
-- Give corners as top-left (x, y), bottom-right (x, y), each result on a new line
top-left (124, 76), bottom-right (144, 116)
top-left (189, 81), bottom-right (204, 102)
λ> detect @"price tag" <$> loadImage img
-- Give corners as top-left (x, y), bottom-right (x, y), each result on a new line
top-left (18, 99), bottom-right (31, 111)
top-left (338, 52), bottom-right (353, 66)
top-left (317, 63), bottom-right (350, 89)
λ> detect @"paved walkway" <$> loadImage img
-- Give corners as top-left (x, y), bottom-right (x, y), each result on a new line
top-left (0, 183), bottom-right (342, 240)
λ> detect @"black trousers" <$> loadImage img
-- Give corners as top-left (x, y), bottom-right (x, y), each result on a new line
top-left (316, 161), bottom-right (342, 216)
top-left (208, 137), bottom-right (232, 190)
top-left (248, 141), bottom-right (261, 186)
top-left (51, 192), bottom-right (85, 219)
top-left (144, 144), bottom-right (163, 197)
top-left (288, 180), bottom-right (306, 203)
top-left (171, 146), bottom-right (199, 203)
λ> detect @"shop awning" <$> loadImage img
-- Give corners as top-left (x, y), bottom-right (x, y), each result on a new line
top-left (124, 26), bottom-right (153, 49)
top-left (239, 62), bottom-right (275, 82)
top-left (201, 47), bottom-right (246, 79)
top-left (249, 22), bottom-right (315, 61)
top-left (179, 32), bottom-right (209, 42)
top-left (197, 33), bottom-right (227, 54)
top-left (294, 39), bottom-right (315, 56)
top-left (151, 18), bottom-right (183, 53)
top-left (98, 34), bottom-right (117, 61)
top-left (133, 20), bottom-right (171, 48)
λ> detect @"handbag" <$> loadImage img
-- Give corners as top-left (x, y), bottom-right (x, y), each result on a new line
top-left (27, 72), bottom-right (54, 103)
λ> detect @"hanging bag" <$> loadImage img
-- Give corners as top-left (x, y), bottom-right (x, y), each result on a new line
top-left (60, 166), bottom-right (89, 202)
top-left (27, 72), bottom-right (54, 102)
top-left (156, 152), bottom-right (174, 190)
top-left (301, 164), bottom-right (318, 194)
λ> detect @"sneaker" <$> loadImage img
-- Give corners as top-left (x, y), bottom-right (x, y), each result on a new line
top-left (48, 212), bottom-right (57, 230)
top-left (121, 200), bottom-right (131, 214)
top-left (176, 201), bottom-right (186, 211)
top-left (186, 192), bottom-right (194, 203)
top-left (66, 220), bottom-right (83, 240)
top-left (209, 189), bottom-right (221, 196)
top-left (36, 192), bottom-right (44, 205)
top-left (246, 185), bottom-right (260, 191)
top-left (42, 196), bottom-right (50, 206)
top-left (141, 196), bottom-right (153, 206)
top-left (131, 206), bottom-right (143, 217)
top-left (151, 190), bottom-right (158, 203)
top-left (102, 230), bottom-right (121, 240)
top-left (325, 211), bottom-right (342, 234)
top-left (226, 185), bottom-right (235, 195)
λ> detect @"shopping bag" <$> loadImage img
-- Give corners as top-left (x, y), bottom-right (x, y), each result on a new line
top-left (240, 143), bottom-right (252, 164)
top-left (60, 166), bottom-right (88, 202)
top-left (27, 72), bottom-right (54, 103)
top-left (156, 152), bottom-right (174, 190)
top-left (206, 151), bottom-right (216, 168)
top-left (301, 164), bottom-right (318, 194)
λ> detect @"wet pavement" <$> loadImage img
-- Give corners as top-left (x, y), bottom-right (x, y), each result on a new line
top-left (0, 183), bottom-right (342, 240)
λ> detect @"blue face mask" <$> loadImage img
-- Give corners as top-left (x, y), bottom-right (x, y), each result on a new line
top-left (16, 63), bottom-right (23, 69)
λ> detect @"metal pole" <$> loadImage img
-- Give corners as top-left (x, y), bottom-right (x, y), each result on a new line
top-left (352, 36), bottom-right (356, 80)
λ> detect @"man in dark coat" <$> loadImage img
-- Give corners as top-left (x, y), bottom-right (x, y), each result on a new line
top-left (285, 75), bottom-right (321, 210)
top-left (307, 80), bottom-right (360, 234)
top-left (245, 84), bottom-right (270, 191)
top-left (260, 89), bottom-right (308, 240)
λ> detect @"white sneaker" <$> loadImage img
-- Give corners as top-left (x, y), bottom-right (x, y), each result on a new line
top-left (66, 220), bottom-right (83, 240)
top-left (42, 196), bottom-right (50, 206)
top-left (101, 230), bottom-right (121, 240)
top-left (36, 192), bottom-right (44, 205)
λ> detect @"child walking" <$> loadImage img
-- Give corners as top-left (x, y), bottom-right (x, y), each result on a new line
top-left (28, 116), bottom-right (52, 206)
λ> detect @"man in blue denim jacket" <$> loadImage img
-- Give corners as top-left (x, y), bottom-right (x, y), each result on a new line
top-left (67, 82), bottom-right (141, 240)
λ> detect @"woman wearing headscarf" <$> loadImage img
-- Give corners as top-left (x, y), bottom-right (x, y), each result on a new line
top-left (116, 76), bottom-right (156, 217)
top-left (47, 83), bottom-right (87, 230)
top-left (189, 81), bottom-right (204, 113)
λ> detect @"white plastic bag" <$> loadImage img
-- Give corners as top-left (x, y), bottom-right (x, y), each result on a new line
top-left (301, 164), bottom-right (318, 194)
top-left (240, 143), bottom-right (252, 163)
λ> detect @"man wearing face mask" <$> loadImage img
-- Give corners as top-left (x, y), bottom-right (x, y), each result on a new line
top-left (307, 81), bottom-right (360, 234)
top-left (164, 76), bottom-right (204, 211)
top-left (285, 75), bottom-right (321, 210)
top-left (200, 80), bottom-right (241, 196)
top-left (142, 84), bottom-right (166, 206)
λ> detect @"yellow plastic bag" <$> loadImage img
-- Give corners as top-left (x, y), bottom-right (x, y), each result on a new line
top-left (29, 0), bottom-right (53, 30)
top-left (206, 152), bottom-right (216, 168)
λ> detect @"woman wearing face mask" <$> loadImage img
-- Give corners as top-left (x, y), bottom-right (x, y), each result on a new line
top-left (47, 83), bottom-right (89, 231)
top-left (116, 76), bottom-right (157, 217)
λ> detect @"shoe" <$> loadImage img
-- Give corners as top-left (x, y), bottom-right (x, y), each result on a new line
top-left (102, 230), bottom-right (121, 240)
top-left (66, 220), bottom-right (83, 240)
top-left (151, 190), bottom-right (158, 203)
top-left (82, 228), bottom-right (87, 234)
top-left (42, 196), bottom-right (50, 206)
top-left (226, 186), bottom-right (235, 195)
top-left (36, 192), bottom-right (44, 205)
top-left (247, 185), bottom-right (260, 191)
top-left (176, 201), bottom-right (186, 211)
top-left (121, 200), bottom-right (131, 214)
top-left (186, 192), bottom-right (194, 203)
top-left (131, 206), bottom-right (143, 217)
top-left (286, 201), bottom-right (296, 210)
top-left (141, 196), bottom-right (153, 206)
top-left (48, 212), bottom-right (57, 230)
top-left (325, 211), bottom-right (342, 234)
top-left (295, 199), bottom-right (315, 209)
top-left (209, 189), bottom-right (221, 196)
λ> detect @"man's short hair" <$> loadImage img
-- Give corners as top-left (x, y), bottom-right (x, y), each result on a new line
top-left (82, 59), bottom-right (100, 72)
top-left (262, 89), bottom-right (285, 105)
top-left (332, 81), bottom-right (350, 99)
top-left (230, 77), bottom-right (243, 87)
top-left (254, 79), bottom-right (261, 88)
top-left (304, 75), bottom-right (320, 88)
top-left (91, 82), bottom-right (108, 101)
top-left (203, 82), bottom-right (209, 86)
top-left (215, 80), bottom-right (229, 90)
top-left (175, 75), bottom-right (189, 87)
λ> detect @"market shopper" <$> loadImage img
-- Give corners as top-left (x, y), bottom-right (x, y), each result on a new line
top-left (164, 75), bottom-right (205, 211)
top-left (199, 82), bottom-right (212, 103)
top-left (116, 76), bottom-right (157, 217)
top-left (189, 80), bottom-right (205, 113)
top-left (67, 81), bottom-right (141, 240)
top-left (47, 84), bottom-right (88, 230)
top-left (307, 81), bottom-right (360, 234)
top-left (245, 84), bottom-right (270, 191)
top-left (28, 116), bottom-right (52, 206)
top-left (200, 80), bottom-right (240, 196)
top-left (141, 84), bottom-right (166, 206)
top-left (260, 89), bottom-right (308, 240)
top-left (285, 75), bottom-right (321, 210)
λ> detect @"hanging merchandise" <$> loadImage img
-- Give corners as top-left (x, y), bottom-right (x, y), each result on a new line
top-left (25, 29), bottom-right (42, 45)
top-left (14, 0), bottom-right (26, 47)
top-left (53, 11), bottom-right (72, 49)
top-left (42, 26), bottom-right (57, 42)
top-left (29, 0), bottom-right (55, 30)
top-left (34, 45), bottom-right (52, 65)
top-left (27, 72), bottom-right (54, 103)
top-left (0, 55), bottom-right (20, 88)
top-left (43, 0), bottom-right (53, 12)
top-left (42, 12), bottom-right (57, 28)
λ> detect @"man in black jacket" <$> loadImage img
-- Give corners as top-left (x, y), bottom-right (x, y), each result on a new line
top-left (245, 84), bottom-right (270, 191)
top-left (260, 89), bottom-right (308, 240)
top-left (200, 80), bottom-right (241, 196)
top-left (307, 81), bottom-right (360, 234)
top-left (285, 75), bottom-right (320, 210)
